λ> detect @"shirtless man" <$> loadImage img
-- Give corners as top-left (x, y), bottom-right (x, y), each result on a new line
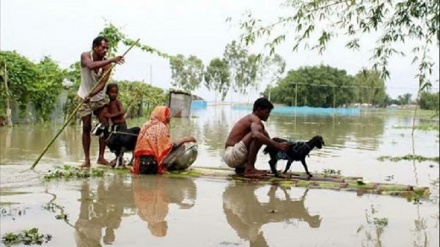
top-left (223, 98), bottom-right (289, 178)
top-left (77, 36), bottom-right (124, 168)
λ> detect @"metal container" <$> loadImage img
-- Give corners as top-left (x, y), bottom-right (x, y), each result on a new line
top-left (164, 142), bottom-right (198, 171)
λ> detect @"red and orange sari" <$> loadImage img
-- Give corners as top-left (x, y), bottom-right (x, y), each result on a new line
top-left (131, 106), bottom-right (173, 174)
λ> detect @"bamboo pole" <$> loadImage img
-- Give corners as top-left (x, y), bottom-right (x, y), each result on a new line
top-left (30, 39), bottom-right (140, 169)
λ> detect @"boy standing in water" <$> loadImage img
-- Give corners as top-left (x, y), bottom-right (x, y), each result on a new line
top-left (104, 83), bottom-right (127, 131)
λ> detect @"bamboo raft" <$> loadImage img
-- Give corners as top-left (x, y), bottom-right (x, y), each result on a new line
top-left (165, 166), bottom-right (430, 199)
top-left (61, 162), bottom-right (430, 199)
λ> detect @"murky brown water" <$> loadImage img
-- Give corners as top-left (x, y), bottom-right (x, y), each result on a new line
top-left (0, 105), bottom-right (439, 246)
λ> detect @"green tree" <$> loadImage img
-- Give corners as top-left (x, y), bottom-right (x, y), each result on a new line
top-left (267, 65), bottom-right (355, 107)
top-left (62, 62), bottom-right (82, 121)
top-left (353, 69), bottom-right (387, 106)
top-left (169, 54), bottom-right (204, 92)
top-left (0, 51), bottom-right (40, 117)
top-left (204, 58), bottom-right (230, 101)
top-left (419, 91), bottom-right (439, 110)
top-left (31, 56), bottom-right (65, 121)
top-left (261, 54), bottom-right (286, 101)
top-left (117, 80), bottom-right (166, 118)
top-left (238, 0), bottom-right (438, 87)
top-left (238, 0), bottom-right (439, 133)
top-left (397, 93), bottom-right (413, 105)
top-left (223, 41), bottom-right (261, 95)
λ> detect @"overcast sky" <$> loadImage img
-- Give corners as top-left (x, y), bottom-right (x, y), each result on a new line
top-left (1, 0), bottom-right (439, 102)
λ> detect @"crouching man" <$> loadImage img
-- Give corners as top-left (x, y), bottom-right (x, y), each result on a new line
top-left (223, 98), bottom-right (289, 178)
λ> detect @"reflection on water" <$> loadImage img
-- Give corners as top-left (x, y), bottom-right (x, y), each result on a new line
top-left (223, 183), bottom-right (320, 247)
top-left (74, 178), bottom-right (128, 246)
top-left (132, 176), bottom-right (196, 238)
top-left (72, 175), bottom-right (197, 246)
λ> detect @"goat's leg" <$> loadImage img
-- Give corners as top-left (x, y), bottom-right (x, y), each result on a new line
top-left (301, 159), bottom-right (312, 178)
top-left (283, 160), bottom-right (293, 174)
top-left (109, 157), bottom-right (117, 168)
top-left (268, 158), bottom-right (279, 177)
top-left (113, 150), bottom-right (121, 169)
top-left (127, 151), bottom-right (135, 166)
top-left (118, 153), bottom-right (125, 168)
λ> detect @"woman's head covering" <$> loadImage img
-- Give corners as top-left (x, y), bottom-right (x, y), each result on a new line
top-left (150, 106), bottom-right (171, 125)
top-left (132, 106), bottom-right (173, 174)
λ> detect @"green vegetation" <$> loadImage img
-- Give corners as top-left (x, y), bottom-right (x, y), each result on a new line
top-left (204, 58), bottom-right (230, 101)
top-left (322, 169), bottom-right (342, 176)
top-left (353, 69), bottom-right (386, 106)
top-left (264, 65), bottom-right (356, 107)
top-left (2, 18), bottom-right (438, 124)
top-left (378, 154), bottom-right (439, 163)
top-left (117, 80), bottom-right (167, 118)
top-left (419, 91), bottom-right (440, 111)
top-left (42, 203), bottom-right (68, 221)
top-left (238, 0), bottom-right (438, 104)
top-left (1, 228), bottom-right (52, 247)
top-left (392, 125), bottom-right (439, 131)
top-left (43, 165), bottom-right (105, 181)
top-left (0, 51), bottom-right (63, 122)
top-left (170, 54), bottom-right (205, 92)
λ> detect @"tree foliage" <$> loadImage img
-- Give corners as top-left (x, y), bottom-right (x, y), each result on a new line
top-left (265, 65), bottom-right (355, 107)
top-left (238, 0), bottom-right (439, 109)
top-left (0, 51), bottom-right (39, 112)
top-left (261, 54), bottom-right (286, 100)
top-left (31, 56), bottom-right (65, 121)
top-left (169, 54), bottom-right (204, 92)
top-left (223, 41), bottom-right (261, 94)
top-left (99, 22), bottom-right (171, 59)
top-left (0, 52), bottom-right (64, 121)
top-left (116, 80), bottom-right (167, 118)
top-left (397, 93), bottom-right (413, 105)
top-left (204, 58), bottom-right (230, 101)
top-left (419, 91), bottom-right (439, 110)
top-left (353, 69), bottom-right (386, 106)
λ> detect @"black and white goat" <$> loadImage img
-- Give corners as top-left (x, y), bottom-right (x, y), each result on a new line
top-left (92, 123), bottom-right (140, 168)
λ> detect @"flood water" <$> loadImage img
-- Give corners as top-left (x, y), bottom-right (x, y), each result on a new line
top-left (0, 105), bottom-right (439, 247)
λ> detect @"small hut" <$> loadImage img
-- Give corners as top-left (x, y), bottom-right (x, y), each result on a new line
top-left (168, 90), bottom-right (192, 118)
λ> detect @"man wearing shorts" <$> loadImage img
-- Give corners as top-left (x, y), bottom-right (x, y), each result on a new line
top-left (77, 36), bottom-right (124, 168)
top-left (223, 98), bottom-right (289, 178)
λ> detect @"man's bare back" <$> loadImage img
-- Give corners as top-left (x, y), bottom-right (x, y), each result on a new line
top-left (225, 114), bottom-right (263, 148)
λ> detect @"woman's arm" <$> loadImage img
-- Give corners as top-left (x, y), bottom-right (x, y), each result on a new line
top-left (174, 136), bottom-right (197, 148)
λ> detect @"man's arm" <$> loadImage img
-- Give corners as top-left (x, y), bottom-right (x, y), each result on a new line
top-left (174, 136), bottom-right (197, 148)
top-left (80, 52), bottom-right (124, 70)
top-left (250, 117), bottom-right (288, 151)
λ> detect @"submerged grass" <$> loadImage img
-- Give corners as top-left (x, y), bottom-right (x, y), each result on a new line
top-left (1, 228), bottom-right (52, 247)
top-left (392, 125), bottom-right (439, 131)
top-left (43, 165), bottom-right (104, 181)
top-left (378, 154), bottom-right (439, 163)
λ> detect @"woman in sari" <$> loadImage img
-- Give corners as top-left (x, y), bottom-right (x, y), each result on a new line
top-left (131, 106), bottom-right (196, 175)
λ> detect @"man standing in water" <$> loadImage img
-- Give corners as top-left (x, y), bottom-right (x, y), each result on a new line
top-left (77, 36), bottom-right (124, 168)
top-left (223, 98), bottom-right (289, 178)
